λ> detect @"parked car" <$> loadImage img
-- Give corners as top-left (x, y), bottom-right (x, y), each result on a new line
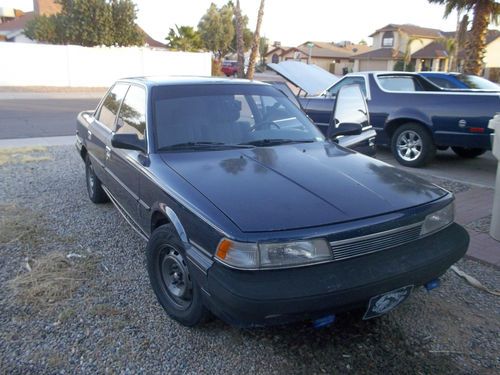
top-left (221, 60), bottom-right (239, 77)
top-left (420, 72), bottom-right (500, 91)
top-left (269, 62), bottom-right (500, 167)
top-left (76, 77), bottom-right (468, 327)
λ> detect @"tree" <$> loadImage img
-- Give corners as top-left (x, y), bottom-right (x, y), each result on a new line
top-left (259, 36), bottom-right (269, 66)
top-left (198, 2), bottom-right (234, 59)
top-left (246, 0), bottom-right (265, 80)
top-left (24, 0), bottom-right (144, 47)
top-left (234, 0), bottom-right (245, 77)
top-left (111, 0), bottom-right (144, 46)
top-left (166, 25), bottom-right (203, 51)
top-left (231, 13), bottom-right (253, 52)
top-left (428, 0), bottom-right (499, 75)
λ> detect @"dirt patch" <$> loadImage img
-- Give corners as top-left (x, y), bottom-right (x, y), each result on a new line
top-left (0, 146), bottom-right (52, 166)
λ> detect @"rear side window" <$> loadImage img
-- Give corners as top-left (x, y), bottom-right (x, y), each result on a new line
top-left (97, 83), bottom-right (129, 130)
top-left (378, 76), bottom-right (423, 92)
top-left (116, 85), bottom-right (147, 140)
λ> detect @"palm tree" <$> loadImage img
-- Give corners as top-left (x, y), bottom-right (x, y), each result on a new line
top-left (403, 37), bottom-right (423, 71)
top-left (246, 0), bottom-right (265, 80)
top-left (437, 37), bottom-right (457, 71)
top-left (234, 0), bottom-right (245, 78)
top-left (428, 0), bottom-right (499, 75)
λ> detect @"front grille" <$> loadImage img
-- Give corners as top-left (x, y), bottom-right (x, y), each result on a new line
top-left (329, 222), bottom-right (423, 261)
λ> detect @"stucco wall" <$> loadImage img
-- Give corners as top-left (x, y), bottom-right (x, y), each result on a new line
top-left (0, 42), bottom-right (212, 87)
top-left (484, 38), bottom-right (500, 68)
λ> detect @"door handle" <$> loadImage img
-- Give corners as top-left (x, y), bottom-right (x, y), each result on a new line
top-left (87, 130), bottom-right (92, 140)
top-left (105, 146), bottom-right (111, 160)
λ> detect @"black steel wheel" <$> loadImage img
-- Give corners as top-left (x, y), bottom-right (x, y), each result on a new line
top-left (147, 224), bottom-right (210, 326)
top-left (85, 155), bottom-right (109, 203)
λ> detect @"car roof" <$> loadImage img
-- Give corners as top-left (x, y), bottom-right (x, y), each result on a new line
top-left (117, 76), bottom-right (267, 88)
top-left (419, 72), bottom-right (460, 77)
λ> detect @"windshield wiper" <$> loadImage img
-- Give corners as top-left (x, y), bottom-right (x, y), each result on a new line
top-left (238, 139), bottom-right (316, 147)
top-left (158, 141), bottom-right (254, 151)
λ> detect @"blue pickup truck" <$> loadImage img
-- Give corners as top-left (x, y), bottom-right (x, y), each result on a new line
top-left (269, 62), bottom-right (500, 167)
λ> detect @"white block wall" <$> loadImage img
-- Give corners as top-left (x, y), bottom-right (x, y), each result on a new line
top-left (0, 42), bottom-right (212, 87)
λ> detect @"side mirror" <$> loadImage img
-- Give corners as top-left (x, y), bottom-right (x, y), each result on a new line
top-left (328, 122), bottom-right (363, 139)
top-left (111, 133), bottom-right (146, 153)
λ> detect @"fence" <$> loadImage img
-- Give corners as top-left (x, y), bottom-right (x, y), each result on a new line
top-left (0, 42), bottom-right (212, 87)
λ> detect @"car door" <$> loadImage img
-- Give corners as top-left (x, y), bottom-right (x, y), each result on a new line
top-left (105, 84), bottom-right (147, 224)
top-left (87, 83), bottom-right (128, 185)
top-left (307, 76), bottom-right (368, 135)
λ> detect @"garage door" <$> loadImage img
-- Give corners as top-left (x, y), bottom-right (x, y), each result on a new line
top-left (359, 60), bottom-right (388, 71)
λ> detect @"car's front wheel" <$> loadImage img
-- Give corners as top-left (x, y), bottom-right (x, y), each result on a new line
top-left (146, 224), bottom-right (210, 326)
top-left (451, 147), bottom-right (486, 159)
top-left (391, 123), bottom-right (436, 167)
top-left (85, 155), bottom-right (108, 203)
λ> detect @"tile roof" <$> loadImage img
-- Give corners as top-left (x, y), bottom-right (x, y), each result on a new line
top-left (353, 48), bottom-right (403, 60)
top-left (0, 11), bottom-right (34, 32)
top-left (370, 24), bottom-right (442, 38)
top-left (411, 41), bottom-right (449, 58)
top-left (441, 29), bottom-right (499, 45)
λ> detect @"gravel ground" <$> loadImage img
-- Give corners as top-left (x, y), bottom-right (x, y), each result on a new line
top-left (1, 146), bottom-right (499, 374)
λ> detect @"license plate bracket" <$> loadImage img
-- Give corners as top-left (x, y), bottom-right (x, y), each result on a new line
top-left (363, 285), bottom-right (413, 320)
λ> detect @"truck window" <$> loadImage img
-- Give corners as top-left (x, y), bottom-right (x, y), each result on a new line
top-left (116, 85), bottom-right (147, 140)
top-left (97, 83), bottom-right (128, 130)
top-left (378, 76), bottom-right (420, 92)
top-left (327, 77), bottom-right (367, 97)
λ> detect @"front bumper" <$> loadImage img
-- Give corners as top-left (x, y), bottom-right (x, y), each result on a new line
top-left (204, 223), bottom-right (468, 327)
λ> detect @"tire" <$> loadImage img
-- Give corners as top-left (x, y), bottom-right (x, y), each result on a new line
top-left (85, 155), bottom-right (109, 203)
top-left (146, 224), bottom-right (210, 326)
top-left (451, 147), bottom-right (486, 159)
top-left (391, 123), bottom-right (436, 167)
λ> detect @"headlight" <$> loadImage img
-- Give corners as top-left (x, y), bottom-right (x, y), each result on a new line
top-left (216, 238), bottom-right (332, 269)
top-left (420, 202), bottom-right (454, 236)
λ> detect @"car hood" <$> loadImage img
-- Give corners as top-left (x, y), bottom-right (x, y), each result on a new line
top-left (160, 142), bottom-right (446, 233)
top-left (268, 61), bottom-right (339, 96)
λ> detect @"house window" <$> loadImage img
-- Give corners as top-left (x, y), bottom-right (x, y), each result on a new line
top-left (382, 31), bottom-right (394, 47)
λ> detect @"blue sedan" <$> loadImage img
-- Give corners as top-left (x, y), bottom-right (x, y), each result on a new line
top-left (420, 72), bottom-right (500, 91)
top-left (76, 77), bottom-right (468, 327)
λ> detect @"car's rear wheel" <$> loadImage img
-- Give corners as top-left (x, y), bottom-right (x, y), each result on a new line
top-left (85, 155), bottom-right (108, 203)
top-left (391, 123), bottom-right (436, 167)
top-left (451, 147), bottom-right (486, 159)
top-left (147, 224), bottom-right (210, 326)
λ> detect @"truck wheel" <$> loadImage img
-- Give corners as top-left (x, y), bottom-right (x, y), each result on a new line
top-left (147, 224), bottom-right (210, 327)
top-left (85, 155), bottom-right (109, 203)
top-left (391, 123), bottom-right (436, 167)
top-left (451, 147), bottom-right (486, 159)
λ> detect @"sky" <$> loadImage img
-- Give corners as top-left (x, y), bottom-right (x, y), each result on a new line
top-left (2, 0), bottom-right (498, 46)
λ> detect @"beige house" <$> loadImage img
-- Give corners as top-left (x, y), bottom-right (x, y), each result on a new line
top-left (265, 41), bottom-right (371, 76)
top-left (353, 24), bottom-right (500, 80)
top-left (353, 24), bottom-right (443, 72)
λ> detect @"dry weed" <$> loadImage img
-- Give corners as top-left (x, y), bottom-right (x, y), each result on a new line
top-left (8, 251), bottom-right (98, 308)
top-left (0, 146), bottom-right (52, 165)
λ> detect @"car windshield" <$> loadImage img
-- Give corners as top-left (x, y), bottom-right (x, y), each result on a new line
top-left (457, 74), bottom-right (499, 90)
top-left (152, 83), bottom-right (324, 151)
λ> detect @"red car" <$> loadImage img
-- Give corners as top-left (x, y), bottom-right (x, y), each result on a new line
top-left (221, 60), bottom-right (238, 77)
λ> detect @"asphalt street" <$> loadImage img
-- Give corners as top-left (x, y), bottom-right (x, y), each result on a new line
top-left (0, 97), bottom-right (100, 139)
